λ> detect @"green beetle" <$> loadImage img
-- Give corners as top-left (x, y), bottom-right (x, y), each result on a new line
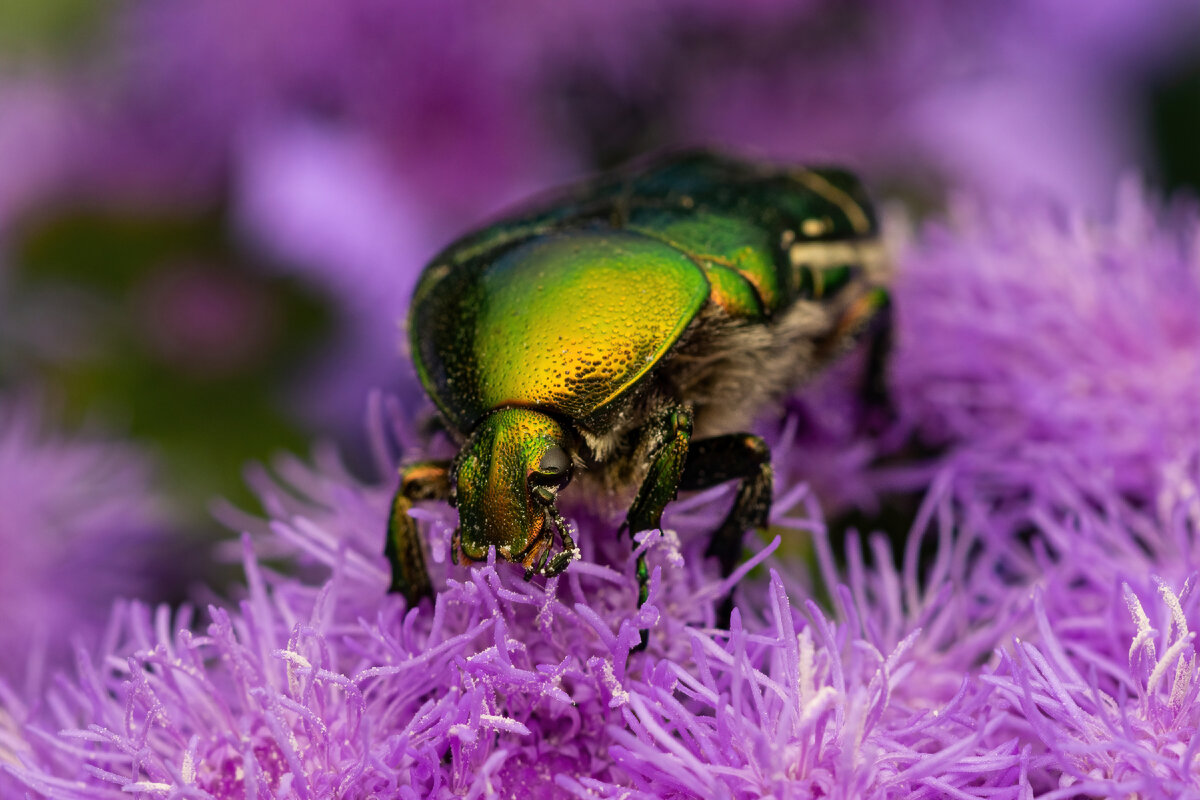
top-left (386, 151), bottom-right (890, 613)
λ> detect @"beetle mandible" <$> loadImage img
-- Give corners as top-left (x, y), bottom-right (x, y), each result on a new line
top-left (385, 151), bottom-right (891, 615)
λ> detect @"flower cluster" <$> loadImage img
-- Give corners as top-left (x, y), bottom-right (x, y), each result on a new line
top-left (3, 183), bottom-right (1200, 797)
top-left (0, 401), bottom-right (169, 686)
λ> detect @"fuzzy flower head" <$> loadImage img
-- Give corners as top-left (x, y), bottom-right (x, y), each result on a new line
top-left (982, 463), bottom-right (1200, 796)
top-left (4, 185), bottom-right (1200, 798)
top-left (0, 402), bottom-right (169, 683)
top-left (11, 410), bottom-right (1198, 798)
top-left (887, 180), bottom-right (1200, 526)
top-left (0, 400), bottom-right (1038, 799)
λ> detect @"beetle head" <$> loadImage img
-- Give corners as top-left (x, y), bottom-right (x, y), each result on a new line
top-left (452, 407), bottom-right (579, 578)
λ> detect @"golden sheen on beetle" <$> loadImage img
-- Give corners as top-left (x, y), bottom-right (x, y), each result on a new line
top-left (386, 151), bottom-right (891, 622)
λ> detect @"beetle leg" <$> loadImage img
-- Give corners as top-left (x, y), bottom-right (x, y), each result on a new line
top-left (679, 433), bottom-right (773, 625)
top-left (522, 535), bottom-right (548, 580)
top-left (522, 524), bottom-right (556, 580)
top-left (858, 286), bottom-right (894, 434)
top-left (626, 407), bottom-right (694, 535)
top-left (536, 530), bottom-right (554, 573)
top-left (543, 507), bottom-right (578, 577)
top-left (522, 506), bottom-right (579, 580)
top-left (385, 460), bottom-right (452, 605)
top-left (625, 406), bottom-right (694, 618)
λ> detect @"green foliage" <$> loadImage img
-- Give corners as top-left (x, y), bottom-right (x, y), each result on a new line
top-left (6, 206), bottom-right (338, 515)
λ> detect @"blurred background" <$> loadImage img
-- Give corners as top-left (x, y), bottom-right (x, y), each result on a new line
top-left (2, 0), bottom-right (1200, 678)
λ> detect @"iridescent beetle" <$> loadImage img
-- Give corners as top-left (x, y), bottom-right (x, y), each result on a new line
top-left (386, 151), bottom-right (890, 613)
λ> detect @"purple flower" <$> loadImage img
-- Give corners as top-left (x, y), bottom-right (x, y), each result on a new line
top-left (0, 80), bottom-right (80, 237)
top-left (231, 122), bottom-right (442, 419)
top-left (5, 171), bottom-right (1200, 798)
top-left (111, 0), bottom-right (1200, 209)
top-left (885, 180), bottom-right (1200, 543)
top-left (0, 398), bottom-right (1016, 798)
top-left (10, 415), bottom-right (1189, 797)
top-left (0, 401), bottom-right (169, 687)
top-left (976, 450), bottom-right (1200, 796)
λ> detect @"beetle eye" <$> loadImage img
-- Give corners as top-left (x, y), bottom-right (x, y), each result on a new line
top-left (538, 444), bottom-right (569, 474)
top-left (531, 444), bottom-right (572, 489)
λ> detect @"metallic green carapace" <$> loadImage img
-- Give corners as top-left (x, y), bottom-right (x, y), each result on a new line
top-left (411, 229), bottom-right (709, 430)
top-left (389, 151), bottom-right (892, 620)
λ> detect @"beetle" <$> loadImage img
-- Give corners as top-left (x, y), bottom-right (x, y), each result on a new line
top-left (385, 151), bottom-right (890, 617)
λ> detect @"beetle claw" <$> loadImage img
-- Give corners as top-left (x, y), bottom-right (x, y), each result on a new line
top-left (545, 552), bottom-right (574, 576)
top-left (521, 529), bottom-right (553, 579)
top-left (535, 507), bottom-right (579, 578)
top-left (519, 506), bottom-right (580, 581)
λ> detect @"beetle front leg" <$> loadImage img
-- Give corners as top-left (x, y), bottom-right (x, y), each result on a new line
top-left (385, 460), bottom-right (452, 605)
top-left (543, 507), bottom-right (578, 576)
top-left (625, 406), bottom-right (693, 609)
top-left (679, 433), bottom-right (773, 624)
